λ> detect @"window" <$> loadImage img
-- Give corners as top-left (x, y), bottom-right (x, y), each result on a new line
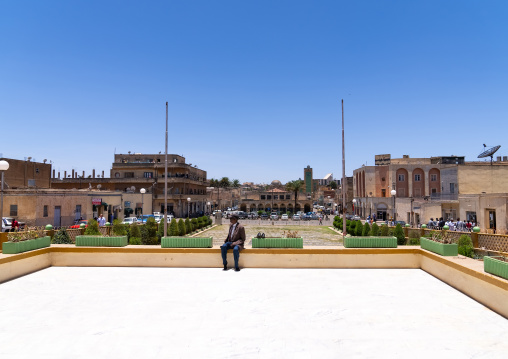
top-left (414, 174), bottom-right (421, 182)
top-left (144, 172), bottom-right (153, 178)
top-left (431, 188), bottom-right (437, 194)
top-left (286, 195), bottom-right (290, 199)
top-left (450, 183), bottom-right (455, 194)
top-left (260, 195), bottom-right (266, 200)
top-left (267, 195), bottom-right (272, 200)
top-left (274, 195), bottom-right (278, 200)
top-left (431, 174), bottom-right (437, 182)
top-left (28, 179), bottom-right (36, 187)
top-left (43, 205), bottom-right (48, 217)
top-left (381, 189), bottom-right (386, 197)
top-left (398, 174), bottom-right (405, 182)
top-left (35, 168), bottom-right (39, 173)
top-left (125, 172), bottom-right (134, 178)
top-left (10, 205), bottom-right (18, 217)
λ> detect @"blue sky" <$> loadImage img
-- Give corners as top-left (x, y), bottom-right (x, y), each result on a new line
top-left (1, 0), bottom-right (507, 184)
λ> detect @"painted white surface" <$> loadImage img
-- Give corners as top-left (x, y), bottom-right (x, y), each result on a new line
top-left (0, 267), bottom-right (507, 358)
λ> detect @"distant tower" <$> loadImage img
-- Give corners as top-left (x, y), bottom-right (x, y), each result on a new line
top-left (304, 165), bottom-right (313, 194)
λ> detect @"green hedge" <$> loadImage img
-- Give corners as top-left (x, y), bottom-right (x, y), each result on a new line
top-left (420, 237), bottom-right (458, 256)
top-left (484, 256), bottom-right (508, 280)
top-left (75, 236), bottom-right (128, 247)
top-left (161, 237), bottom-right (212, 248)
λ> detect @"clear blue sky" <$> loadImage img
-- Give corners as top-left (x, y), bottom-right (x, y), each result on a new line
top-left (1, 0), bottom-right (507, 184)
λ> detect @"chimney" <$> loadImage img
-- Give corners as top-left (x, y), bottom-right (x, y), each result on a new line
top-left (58, 171), bottom-right (60, 179)
top-left (52, 169), bottom-right (55, 178)
top-left (93, 169), bottom-right (95, 178)
top-left (102, 170), bottom-right (104, 178)
top-left (72, 169), bottom-right (75, 178)
top-left (64, 171), bottom-right (67, 178)
top-left (82, 171), bottom-right (85, 178)
top-left (497, 156), bottom-right (501, 162)
top-left (503, 156), bottom-right (508, 162)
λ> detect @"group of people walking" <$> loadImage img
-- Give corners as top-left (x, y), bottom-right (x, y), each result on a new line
top-left (427, 218), bottom-right (476, 231)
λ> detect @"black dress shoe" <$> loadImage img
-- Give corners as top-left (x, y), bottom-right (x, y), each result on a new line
top-left (223, 265), bottom-right (228, 271)
top-left (234, 267), bottom-right (240, 272)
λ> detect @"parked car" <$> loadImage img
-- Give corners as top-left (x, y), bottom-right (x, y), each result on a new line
top-left (353, 215), bottom-right (361, 221)
top-left (153, 214), bottom-right (174, 223)
top-left (122, 217), bottom-right (138, 225)
top-left (292, 214), bottom-right (300, 221)
top-left (260, 214), bottom-right (269, 220)
top-left (248, 212), bottom-right (259, 219)
top-left (270, 212), bottom-right (279, 220)
top-left (237, 211), bottom-right (248, 219)
top-left (2, 217), bottom-right (26, 232)
top-left (138, 214), bottom-right (155, 223)
top-left (394, 221), bottom-right (406, 226)
top-left (281, 214), bottom-right (289, 220)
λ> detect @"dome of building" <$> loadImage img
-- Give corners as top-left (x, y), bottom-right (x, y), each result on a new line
top-left (271, 180), bottom-right (282, 186)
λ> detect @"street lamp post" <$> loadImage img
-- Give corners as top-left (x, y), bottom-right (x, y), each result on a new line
top-left (352, 198), bottom-right (357, 217)
top-left (391, 189), bottom-right (397, 224)
top-left (207, 201), bottom-right (211, 215)
top-left (140, 188), bottom-right (146, 219)
top-left (187, 197), bottom-right (191, 218)
top-left (0, 160), bottom-right (10, 227)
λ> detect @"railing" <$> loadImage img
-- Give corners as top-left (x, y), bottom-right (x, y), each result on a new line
top-left (430, 193), bottom-right (458, 201)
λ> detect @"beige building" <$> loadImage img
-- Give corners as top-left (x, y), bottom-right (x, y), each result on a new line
top-left (353, 154), bottom-right (508, 233)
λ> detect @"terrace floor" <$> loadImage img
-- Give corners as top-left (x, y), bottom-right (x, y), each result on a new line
top-left (0, 267), bottom-right (507, 358)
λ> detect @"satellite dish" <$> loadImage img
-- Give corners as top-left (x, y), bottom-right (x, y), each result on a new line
top-left (478, 144), bottom-right (501, 164)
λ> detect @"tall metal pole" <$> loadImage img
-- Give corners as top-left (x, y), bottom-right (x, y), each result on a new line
top-left (164, 102), bottom-right (168, 237)
top-left (341, 99), bottom-right (347, 235)
top-left (1, 171), bottom-right (4, 227)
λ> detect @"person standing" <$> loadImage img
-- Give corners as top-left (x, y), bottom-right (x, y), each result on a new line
top-left (221, 214), bottom-right (246, 271)
top-left (98, 214), bottom-right (106, 227)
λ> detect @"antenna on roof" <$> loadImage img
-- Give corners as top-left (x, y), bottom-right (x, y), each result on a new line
top-left (478, 144), bottom-right (501, 165)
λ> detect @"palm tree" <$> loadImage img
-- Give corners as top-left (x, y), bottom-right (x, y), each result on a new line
top-left (219, 177), bottom-right (231, 189)
top-left (285, 180), bottom-right (304, 213)
top-left (232, 179), bottom-right (240, 188)
top-left (209, 178), bottom-right (219, 187)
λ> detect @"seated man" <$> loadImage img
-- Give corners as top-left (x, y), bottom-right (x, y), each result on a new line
top-left (221, 213), bottom-right (246, 272)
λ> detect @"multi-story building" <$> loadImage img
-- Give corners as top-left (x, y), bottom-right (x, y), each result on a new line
top-left (353, 154), bottom-right (508, 233)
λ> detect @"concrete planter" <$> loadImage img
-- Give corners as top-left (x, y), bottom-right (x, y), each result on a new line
top-left (344, 237), bottom-right (397, 248)
top-left (161, 237), bottom-right (212, 248)
top-left (484, 256), bottom-right (508, 280)
top-left (75, 236), bottom-right (128, 247)
top-left (2, 236), bottom-right (51, 254)
top-left (420, 237), bottom-right (458, 256)
top-left (251, 237), bottom-right (303, 248)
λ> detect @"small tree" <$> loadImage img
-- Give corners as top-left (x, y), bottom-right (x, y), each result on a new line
top-left (157, 221), bottom-right (167, 240)
top-left (362, 222), bottom-right (371, 236)
top-left (185, 218), bottom-right (192, 234)
top-left (112, 219), bottom-right (127, 236)
top-left (84, 219), bottom-right (101, 235)
top-left (178, 219), bottom-right (186, 236)
top-left (191, 218), bottom-right (198, 231)
top-left (52, 228), bottom-right (72, 244)
top-left (408, 229), bottom-right (421, 245)
top-left (380, 224), bottom-right (389, 236)
top-left (141, 217), bottom-right (158, 245)
top-left (169, 218), bottom-right (179, 236)
top-left (371, 223), bottom-right (380, 236)
top-left (394, 223), bottom-right (405, 245)
top-left (130, 222), bottom-right (141, 239)
top-left (355, 220), bottom-right (363, 236)
top-left (458, 234), bottom-right (474, 258)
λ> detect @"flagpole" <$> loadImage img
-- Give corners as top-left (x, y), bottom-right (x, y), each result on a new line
top-left (164, 102), bottom-right (168, 238)
top-left (342, 99), bottom-right (347, 236)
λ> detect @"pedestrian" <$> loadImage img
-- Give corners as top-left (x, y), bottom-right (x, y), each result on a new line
top-left (98, 214), bottom-right (106, 227)
top-left (11, 218), bottom-right (19, 232)
top-left (319, 216), bottom-right (323, 225)
top-left (221, 213), bottom-right (246, 272)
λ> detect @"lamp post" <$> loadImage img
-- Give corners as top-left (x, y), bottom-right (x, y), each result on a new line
top-left (352, 198), bottom-right (357, 217)
top-left (187, 197), bottom-right (191, 218)
top-left (207, 201), bottom-right (211, 215)
top-left (0, 160), bottom-right (9, 227)
top-left (140, 188), bottom-right (146, 219)
top-left (391, 189), bottom-right (396, 224)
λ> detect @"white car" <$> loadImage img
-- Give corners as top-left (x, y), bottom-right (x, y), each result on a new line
top-left (292, 214), bottom-right (301, 221)
top-left (270, 213), bottom-right (279, 220)
top-left (281, 214), bottom-right (289, 220)
top-left (154, 214), bottom-right (174, 223)
top-left (121, 217), bottom-right (138, 225)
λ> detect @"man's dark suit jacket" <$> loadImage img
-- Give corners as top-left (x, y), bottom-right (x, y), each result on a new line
top-left (225, 223), bottom-right (246, 250)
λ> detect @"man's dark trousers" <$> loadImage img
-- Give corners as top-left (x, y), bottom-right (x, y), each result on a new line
top-left (221, 242), bottom-right (240, 268)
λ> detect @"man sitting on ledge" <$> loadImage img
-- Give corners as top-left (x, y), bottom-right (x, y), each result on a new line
top-left (221, 213), bottom-right (246, 272)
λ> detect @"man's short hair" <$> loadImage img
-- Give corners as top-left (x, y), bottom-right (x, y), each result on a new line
top-left (230, 214), bottom-right (239, 220)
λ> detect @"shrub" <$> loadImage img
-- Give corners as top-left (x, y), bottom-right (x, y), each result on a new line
top-left (52, 228), bottom-right (72, 244)
top-left (197, 217), bottom-right (204, 229)
top-left (169, 218), bottom-right (179, 236)
top-left (178, 219), bottom-right (186, 236)
top-left (362, 222), bottom-right (371, 236)
top-left (129, 237), bottom-right (142, 245)
top-left (458, 234), bottom-right (474, 258)
top-left (130, 223), bottom-right (141, 239)
top-left (371, 223), bottom-right (380, 236)
top-left (185, 218), bottom-right (192, 234)
top-left (191, 218), bottom-right (198, 231)
top-left (157, 221), bottom-right (167, 241)
top-left (84, 219), bottom-right (101, 235)
top-left (393, 223), bottom-right (405, 245)
top-left (141, 217), bottom-right (158, 245)
top-left (355, 221), bottom-right (363, 236)
top-left (408, 229), bottom-right (421, 245)
top-left (112, 219), bottom-right (127, 236)
top-left (380, 224), bottom-right (389, 236)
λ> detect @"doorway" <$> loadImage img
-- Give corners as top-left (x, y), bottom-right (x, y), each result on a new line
top-left (54, 206), bottom-right (61, 228)
top-left (488, 210), bottom-right (496, 233)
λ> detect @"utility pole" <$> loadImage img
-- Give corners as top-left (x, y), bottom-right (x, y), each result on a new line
top-left (164, 102), bottom-right (168, 238)
top-left (342, 99), bottom-right (347, 236)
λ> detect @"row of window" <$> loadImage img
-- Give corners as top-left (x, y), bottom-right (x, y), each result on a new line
top-left (397, 174), bottom-right (438, 182)
top-left (260, 195), bottom-right (291, 200)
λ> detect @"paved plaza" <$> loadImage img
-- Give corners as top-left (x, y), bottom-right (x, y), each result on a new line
top-left (0, 267), bottom-right (507, 358)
